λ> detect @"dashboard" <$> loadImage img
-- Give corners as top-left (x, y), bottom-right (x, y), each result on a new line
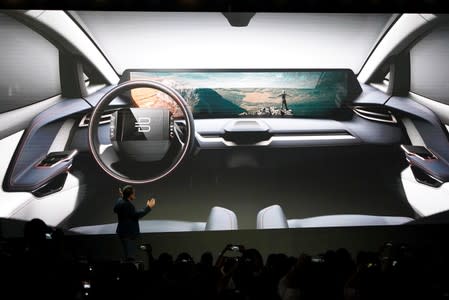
top-left (4, 69), bottom-right (449, 195)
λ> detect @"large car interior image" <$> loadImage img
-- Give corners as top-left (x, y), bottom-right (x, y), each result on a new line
top-left (1, 11), bottom-right (449, 237)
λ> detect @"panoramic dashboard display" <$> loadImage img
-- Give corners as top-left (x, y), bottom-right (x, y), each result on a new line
top-left (129, 70), bottom-right (356, 118)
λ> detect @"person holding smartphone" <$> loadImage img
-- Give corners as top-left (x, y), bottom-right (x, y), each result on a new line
top-left (215, 244), bottom-right (245, 297)
top-left (114, 185), bottom-right (156, 261)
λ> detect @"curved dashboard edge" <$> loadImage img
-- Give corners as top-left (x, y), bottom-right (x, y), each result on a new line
top-left (354, 83), bottom-right (391, 105)
top-left (386, 96), bottom-right (444, 128)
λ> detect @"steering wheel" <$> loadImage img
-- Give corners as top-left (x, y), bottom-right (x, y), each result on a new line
top-left (88, 80), bottom-right (195, 184)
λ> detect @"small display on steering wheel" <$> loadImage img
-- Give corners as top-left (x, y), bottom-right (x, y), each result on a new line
top-left (110, 108), bottom-right (175, 162)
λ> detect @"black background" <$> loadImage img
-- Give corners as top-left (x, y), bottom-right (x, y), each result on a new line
top-left (0, 0), bottom-right (448, 12)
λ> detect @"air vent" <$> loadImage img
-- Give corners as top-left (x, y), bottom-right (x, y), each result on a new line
top-left (352, 106), bottom-right (397, 124)
top-left (79, 113), bottom-right (112, 127)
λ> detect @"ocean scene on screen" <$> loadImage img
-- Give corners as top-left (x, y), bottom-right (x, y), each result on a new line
top-left (130, 71), bottom-right (348, 118)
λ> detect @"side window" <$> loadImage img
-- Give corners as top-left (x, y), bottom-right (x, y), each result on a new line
top-left (0, 12), bottom-right (61, 113)
top-left (409, 23), bottom-right (449, 104)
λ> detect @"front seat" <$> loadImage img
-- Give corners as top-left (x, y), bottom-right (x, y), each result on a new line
top-left (256, 205), bottom-right (414, 229)
top-left (69, 206), bottom-right (238, 234)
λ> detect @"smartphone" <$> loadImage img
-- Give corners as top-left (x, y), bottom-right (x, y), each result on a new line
top-left (82, 281), bottom-right (91, 289)
top-left (312, 257), bottom-right (324, 263)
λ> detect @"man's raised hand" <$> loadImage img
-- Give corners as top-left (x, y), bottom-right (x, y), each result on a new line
top-left (147, 198), bottom-right (156, 209)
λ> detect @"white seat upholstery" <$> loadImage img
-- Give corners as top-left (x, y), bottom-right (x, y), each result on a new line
top-left (69, 206), bottom-right (238, 235)
top-left (256, 204), bottom-right (289, 229)
top-left (257, 205), bottom-right (414, 229)
top-left (205, 206), bottom-right (238, 230)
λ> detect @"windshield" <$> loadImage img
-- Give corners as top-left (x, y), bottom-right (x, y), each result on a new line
top-left (75, 12), bottom-right (392, 74)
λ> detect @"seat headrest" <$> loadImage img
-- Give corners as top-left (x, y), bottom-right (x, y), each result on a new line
top-left (205, 206), bottom-right (238, 231)
top-left (256, 205), bottom-right (288, 229)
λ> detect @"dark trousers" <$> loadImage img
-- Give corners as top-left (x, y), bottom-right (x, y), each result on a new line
top-left (119, 236), bottom-right (137, 261)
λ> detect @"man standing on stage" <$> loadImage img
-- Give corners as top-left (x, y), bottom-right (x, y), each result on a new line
top-left (114, 185), bottom-right (156, 261)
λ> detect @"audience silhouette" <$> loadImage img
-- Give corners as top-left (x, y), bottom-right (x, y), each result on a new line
top-left (0, 218), bottom-right (446, 300)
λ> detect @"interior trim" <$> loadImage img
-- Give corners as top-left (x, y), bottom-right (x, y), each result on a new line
top-left (369, 82), bottom-right (389, 94)
top-left (401, 117), bottom-right (426, 146)
top-left (358, 14), bottom-right (401, 76)
top-left (409, 92), bottom-right (449, 125)
top-left (48, 119), bottom-right (76, 153)
top-left (0, 131), bottom-right (31, 219)
top-left (3, 98), bottom-right (91, 191)
top-left (358, 14), bottom-right (437, 83)
top-left (0, 95), bottom-right (63, 140)
top-left (66, 11), bottom-right (118, 77)
top-left (196, 132), bottom-right (356, 147)
top-left (20, 10), bottom-right (119, 84)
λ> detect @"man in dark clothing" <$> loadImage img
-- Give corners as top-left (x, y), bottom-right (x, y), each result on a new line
top-left (114, 185), bottom-right (156, 261)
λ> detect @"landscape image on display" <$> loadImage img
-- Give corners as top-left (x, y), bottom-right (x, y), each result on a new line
top-left (129, 71), bottom-right (349, 118)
